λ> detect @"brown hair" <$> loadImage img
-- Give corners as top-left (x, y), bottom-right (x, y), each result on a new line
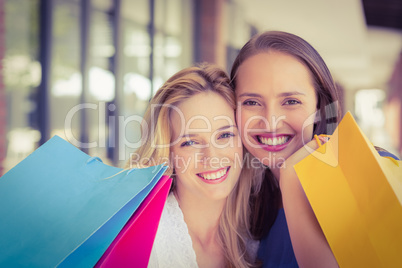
top-left (230, 31), bottom-right (342, 239)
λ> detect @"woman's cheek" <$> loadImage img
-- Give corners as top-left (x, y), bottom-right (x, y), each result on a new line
top-left (303, 124), bottom-right (315, 144)
top-left (237, 110), bottom-right (254, 136)
top-left (172, 150), bottom-right (192, 172)
top-left (296, 111), bottom-right (316, 142)
top-left (236, 110), bottom-right (245, 137)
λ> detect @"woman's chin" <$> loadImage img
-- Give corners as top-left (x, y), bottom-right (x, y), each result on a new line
top-left (256, 156), bottom-right (286, 170)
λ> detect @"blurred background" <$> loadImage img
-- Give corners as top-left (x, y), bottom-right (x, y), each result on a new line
top-left (1, 0), bottom-right (401, 173)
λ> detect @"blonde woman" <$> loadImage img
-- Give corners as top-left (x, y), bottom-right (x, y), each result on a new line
top-left (128, 63), bottom-right (259, 268)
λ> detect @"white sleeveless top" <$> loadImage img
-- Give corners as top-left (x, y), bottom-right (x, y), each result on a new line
top-left (147, 194), bottom-right (259, 268)
top-left (148, 193), bottom-right (198, 268)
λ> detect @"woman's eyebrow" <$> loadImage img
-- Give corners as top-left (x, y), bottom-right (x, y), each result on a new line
top-left (179, 125), bottom-right (236, 138)
top-left (238, 91), bottom-right (306, 98)
top-left (276, 91), bottom-right (306, 97)
top-left (237, 93), bottom-right (262, 98)
top-left (217, 125), bottom-right (237, 131)
top-left (179, 133), bottom-right (197, 139)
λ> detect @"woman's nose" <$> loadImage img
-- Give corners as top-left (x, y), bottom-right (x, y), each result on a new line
top-left (198, 145), bottom-right (216, 165)
top-left (259, 107), bottom-right (284, 131)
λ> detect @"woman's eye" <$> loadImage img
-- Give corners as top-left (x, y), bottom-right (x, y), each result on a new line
top-left (243, 100), bottom-right (259, 106)
top-left (180, 140), bottom-right (196, 147)
top-left (219, 132), bottom-right (235, 139)
top-left (283, 99), bottom-right (301, 105)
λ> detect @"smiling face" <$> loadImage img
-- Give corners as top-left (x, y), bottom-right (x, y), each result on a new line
top-left (170, 91), bottom-right (243, 202)
top-left (235, 51), bottom-right (318, 174)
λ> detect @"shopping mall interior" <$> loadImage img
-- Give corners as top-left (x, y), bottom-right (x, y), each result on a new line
top-left (1, 0), bottom-right (402, 174)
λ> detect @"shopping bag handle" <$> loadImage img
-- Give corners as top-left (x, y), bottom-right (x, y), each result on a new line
top-left (383, 156), bottom-right (399, 167)
top-left (86, 156), bottom-right (103, 164)
top-left (85, 156), bottom-right (134, 180)
top-left (314, 135), bottom-right (399, 167)
top-left (314, 134), bottom-right (331, 148)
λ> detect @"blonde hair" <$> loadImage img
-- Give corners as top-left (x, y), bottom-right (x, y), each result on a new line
top-left (127, 63), bottom-right (259, 267)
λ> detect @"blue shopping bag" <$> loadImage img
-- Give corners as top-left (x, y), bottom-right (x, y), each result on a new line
top-left (0, 135), bottom-right (167, 267)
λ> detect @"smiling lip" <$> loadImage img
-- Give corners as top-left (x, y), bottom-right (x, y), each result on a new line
top-left (196, 167), bottom-right (230, 185)
top-left (254, 134), bottom-right (293, 152)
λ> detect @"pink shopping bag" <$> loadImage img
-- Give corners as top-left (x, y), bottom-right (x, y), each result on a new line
top-left (96, 175), bottom-right (172, 267)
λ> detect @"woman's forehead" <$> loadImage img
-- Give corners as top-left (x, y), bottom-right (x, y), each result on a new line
top-left (169, 92), bottom-right (236, 134)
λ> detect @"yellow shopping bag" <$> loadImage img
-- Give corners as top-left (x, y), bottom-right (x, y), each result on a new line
top-left (294, 112), bottom-right (402, 268)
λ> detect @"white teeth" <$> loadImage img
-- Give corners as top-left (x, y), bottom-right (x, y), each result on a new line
top-left (259, 136), bottom-right (289, 146)
top-left (199, 168), bottom-right (228, 180)
top-left (268, 138), bottom-right (273, 145)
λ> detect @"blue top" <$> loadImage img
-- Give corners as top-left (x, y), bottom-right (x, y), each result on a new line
top-left (257, 150), bottom-right (399, 268)
top-left (257, 208), bottom-right (298, 268)
top-left (377, 150), bottom-right (400, 160)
